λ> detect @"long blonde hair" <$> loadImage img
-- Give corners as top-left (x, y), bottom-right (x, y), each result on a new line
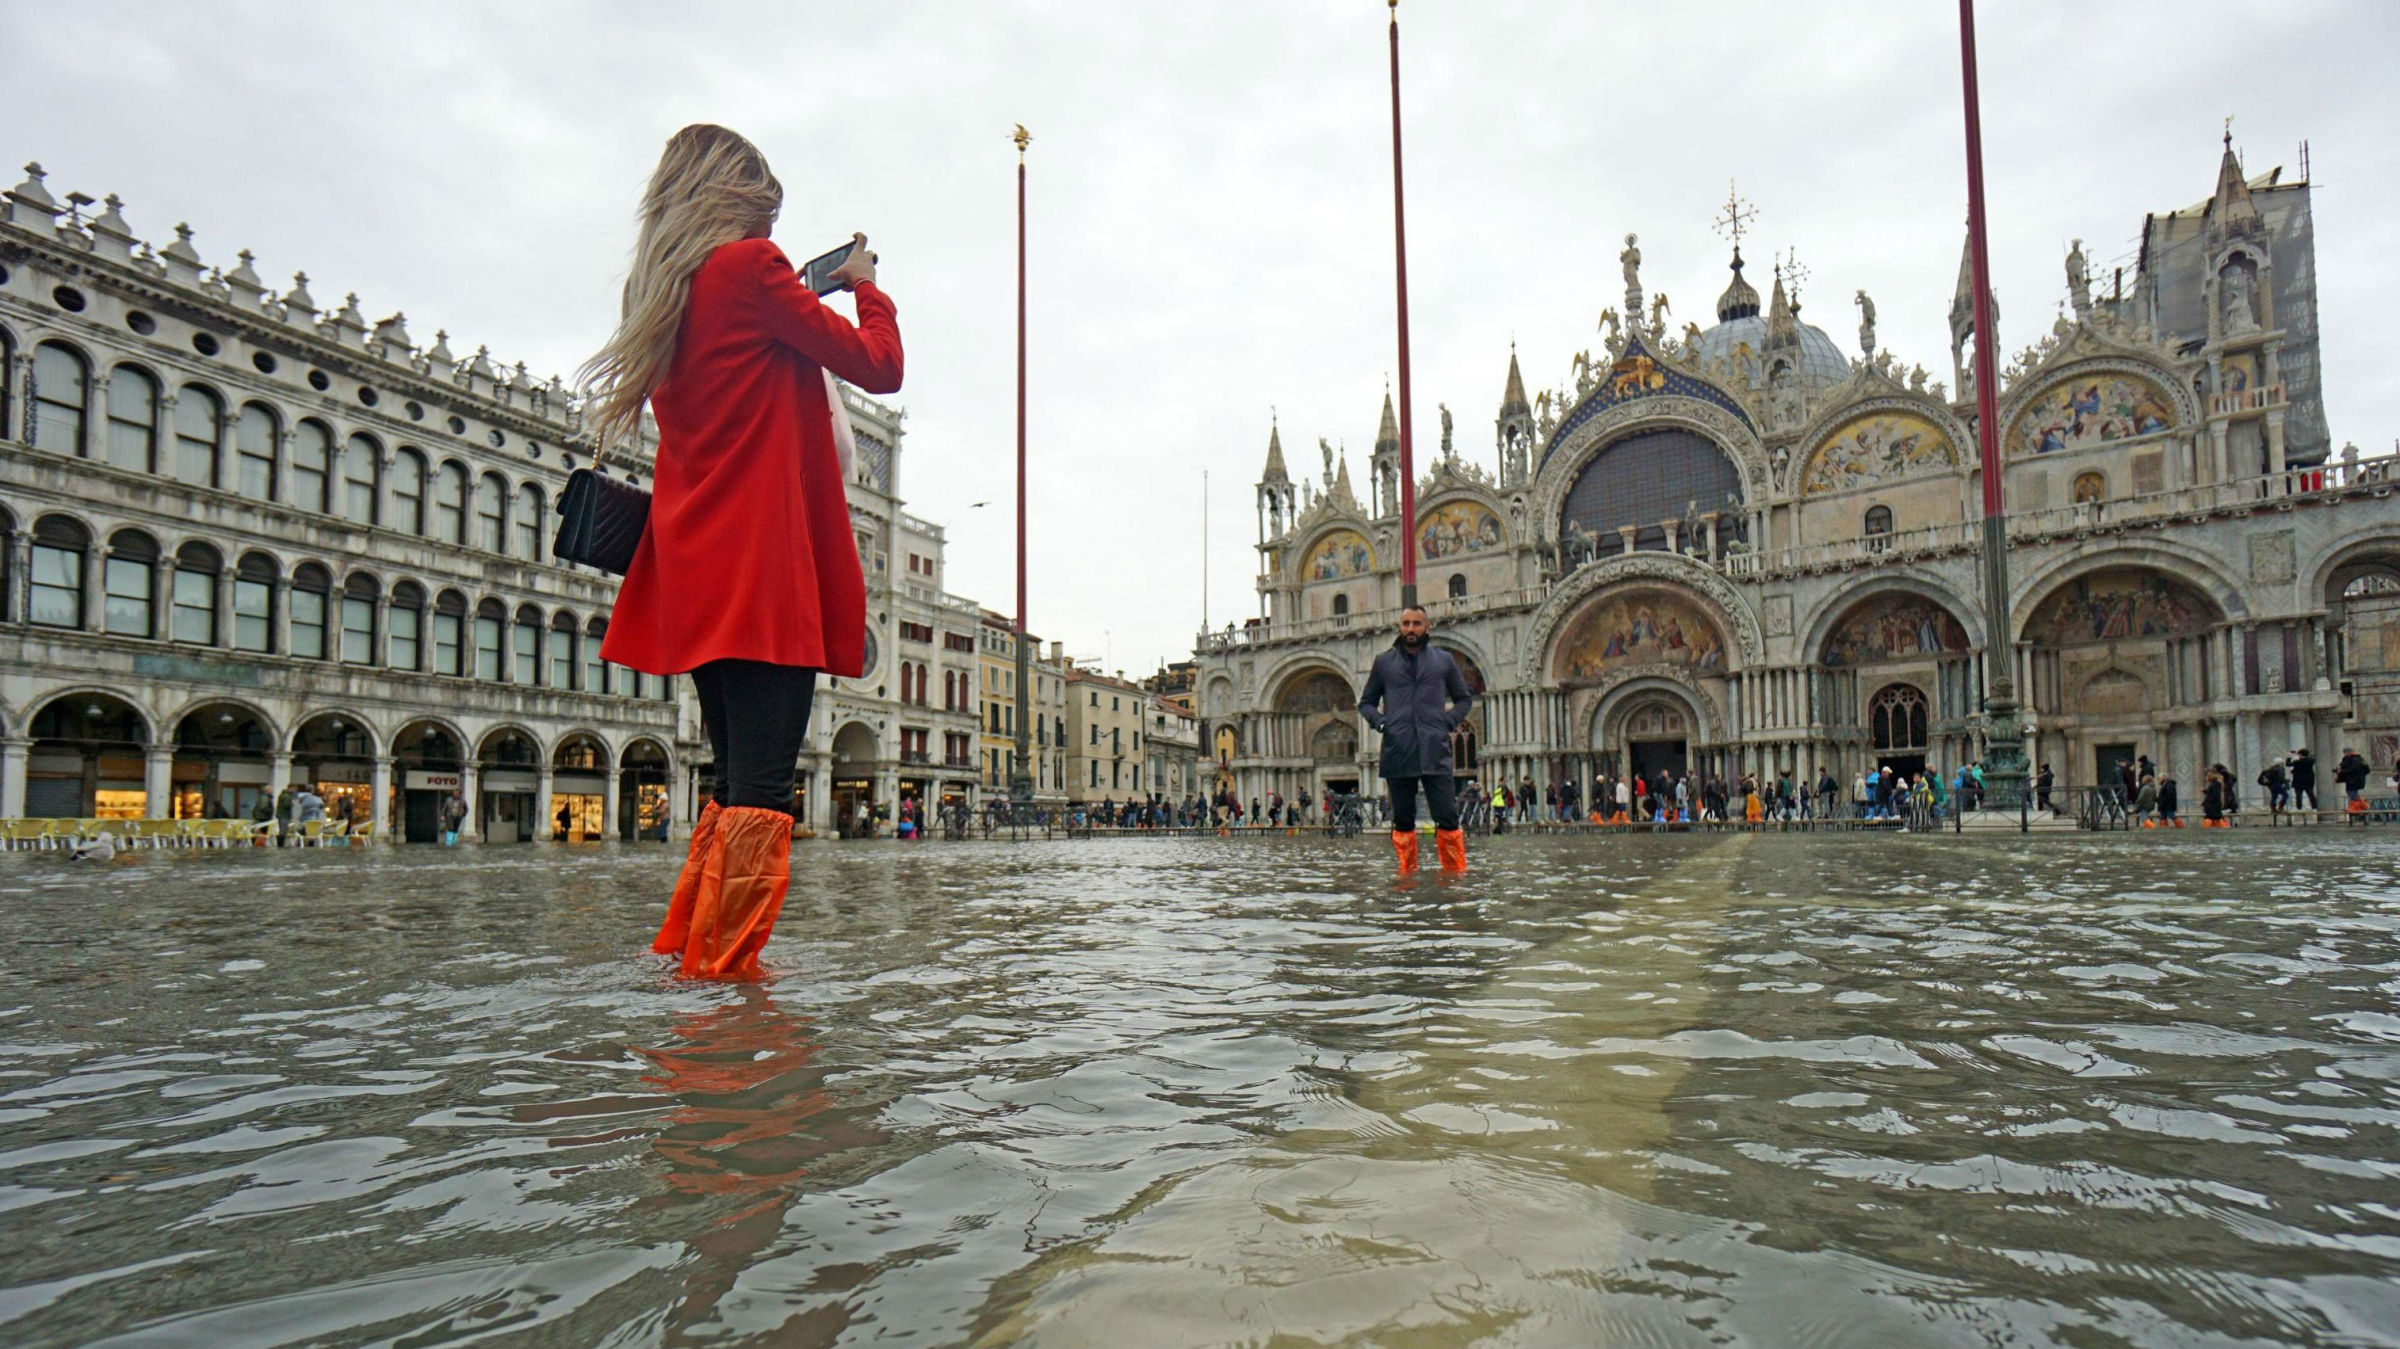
top-left (577, 124), bottom-right (782, 448)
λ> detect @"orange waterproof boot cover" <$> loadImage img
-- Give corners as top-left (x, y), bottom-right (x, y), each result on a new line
top-left (1391, 830), bottom-right (1419, 875)
top-left (1436, 827), bottom-right (1467, 873)
top-left (682, 807), bottom-right (794, 980)
top-left (652, 799), bottom-right (723, 955)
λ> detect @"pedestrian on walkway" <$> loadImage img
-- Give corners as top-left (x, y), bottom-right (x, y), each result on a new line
top-left (2338, 747), bottom-right (2371, 810)
top-left (2291, 748), bottom-right (2319, 812)
top-left (589, 124), bottom-right (903, 980)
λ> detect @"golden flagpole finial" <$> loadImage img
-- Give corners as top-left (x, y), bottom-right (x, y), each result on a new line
top-left (1013, 124), bottom-right (1032, 156)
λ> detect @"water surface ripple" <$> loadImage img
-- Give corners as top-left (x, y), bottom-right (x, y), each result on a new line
top-left (2, 833), bottom-right (2397, 1347)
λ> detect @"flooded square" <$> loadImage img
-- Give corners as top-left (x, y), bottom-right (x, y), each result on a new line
top-left (3, 832), bottom-right (2397, 1347)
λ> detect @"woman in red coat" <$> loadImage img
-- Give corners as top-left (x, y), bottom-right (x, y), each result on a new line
top-left (580, 124), bottom-right (901, 978)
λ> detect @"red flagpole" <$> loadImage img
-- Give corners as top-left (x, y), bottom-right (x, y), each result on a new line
top-left (1388, 0), bottom-right (1418, 606)
top-left (1011, 125), bottom-right (1032, 812)
top-left (1956, 0), bottom-right (2028, 815)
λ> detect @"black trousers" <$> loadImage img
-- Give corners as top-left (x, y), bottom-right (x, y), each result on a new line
top-left (1386, 774), bottom-right (1459, 832)
top-left (692, 659), bottom-right (818, 812)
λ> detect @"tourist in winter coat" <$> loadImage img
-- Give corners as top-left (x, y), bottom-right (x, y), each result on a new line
top-left (1357, 605), bottom-right (1476, 873)
top-left (586, 125), bottom-right (902, 979)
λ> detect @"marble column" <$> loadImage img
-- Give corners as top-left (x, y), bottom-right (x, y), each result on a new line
top-left (457, 763), bottom-right (481, 842)
top-left (603, 766), bottom-right (622, 841)
top-left (534, 765), bottom-right (554, 842)
top-left (0, 737), bottom-right (29, 817)
top-left (144, 744), bottom-right (172, 819)
top-left (215, 568), bottom-right (236, 650)
top-left (370, 755), bottom-right (393, 843)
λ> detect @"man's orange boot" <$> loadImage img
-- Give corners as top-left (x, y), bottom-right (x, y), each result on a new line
top-left (1436, 827), bottom-right (1467, 873)
top-left (681, 807), bottom-right (794, 980)
top-left (1391, 830), bottom-right (1419, 876)
top-left (651, 799), bottom-right (722, 955)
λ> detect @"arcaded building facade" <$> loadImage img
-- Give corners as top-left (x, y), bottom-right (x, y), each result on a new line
top-left (0, 161), bottom-right (983, 840)
top-left (1199, 140), bottom-right (2400, 810)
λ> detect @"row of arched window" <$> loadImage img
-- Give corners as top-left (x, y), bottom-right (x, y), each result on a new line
top-left (7, 335), bottom-right (562, 563)
top-left (895, 661), bottom-right (974, 711)
top-left (7, 510), bottom-right (671, 701)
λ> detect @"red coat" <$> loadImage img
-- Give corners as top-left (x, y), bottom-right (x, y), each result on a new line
top-left (602, 238), bottom-right (902, 678)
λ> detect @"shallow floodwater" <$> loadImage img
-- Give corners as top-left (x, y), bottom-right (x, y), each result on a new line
top-left (2, 832), bottom-right (2398, 1348)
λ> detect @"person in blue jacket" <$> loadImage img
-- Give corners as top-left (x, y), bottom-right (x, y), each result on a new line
top-left (1357, 605), bottom-right (1477, 874)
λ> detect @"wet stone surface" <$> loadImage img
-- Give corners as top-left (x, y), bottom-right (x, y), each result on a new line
top-left (1, 832), bottom-right (2397, 1347)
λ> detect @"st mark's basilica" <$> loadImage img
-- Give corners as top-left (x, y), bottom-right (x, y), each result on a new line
top-left (1197, 136), bottom-right (2400, 810)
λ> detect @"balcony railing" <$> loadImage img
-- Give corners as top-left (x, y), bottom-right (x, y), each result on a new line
top-left (2210, 384), bottom-right (2285, 418)
top-left (1199, 450), bottom-right (2400, 648)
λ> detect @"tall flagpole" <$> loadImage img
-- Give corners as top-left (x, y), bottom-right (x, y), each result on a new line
top-left (1010, 124), bottom-right (1035, 821)
top-left (1957, 0), bottom-right (2026, 817)
top-left (1387, 0), bottom-right (1419, 607)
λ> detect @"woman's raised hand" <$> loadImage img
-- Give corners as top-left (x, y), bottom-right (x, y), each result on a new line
top-left (827, 233), bottom-right (878, 291)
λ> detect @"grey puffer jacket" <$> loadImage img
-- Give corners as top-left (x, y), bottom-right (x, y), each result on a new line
top-left (1357, 641), bottom-right (1475, 781)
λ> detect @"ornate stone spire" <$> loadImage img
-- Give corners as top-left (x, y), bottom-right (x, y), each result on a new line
top-left (283, 270), bottom-right (319, 322)
top-left (4, 163), bottom-right (60, 224)
top-left (1261, 417), bottom-right (1289, 483)
top-left (88, 194), bottom-right (135, 258)
top-left (1375, 386), bottom-right (1399, 452)
top-left (160, 222), bottom-right (205, 285)
top-left (1499, 343), bottom-right (1530, 419)
top-left (1335, 450), bottom-right (1356, 505)
top-left (2208, 123), bottom-right (2261, 228)
top-left (1765, 263), bottom-right (1797, 346)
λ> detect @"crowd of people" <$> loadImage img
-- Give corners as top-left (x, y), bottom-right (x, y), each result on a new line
top-left (2112, 745), bottom-right (2395, 826)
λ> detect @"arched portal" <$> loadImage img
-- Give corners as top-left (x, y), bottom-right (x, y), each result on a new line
top-left (475, 726), bottom-right (542, 842)
top-left (171, 701), bottom-right (274, 821)
top-left (1269, 665), bottom-right (1360, 803)
top-left (2021, 566), bottom-right (2223, 788)
top-left (2325, 558), bottom-right (2400, 772)
top-left (392, 719), bottom-right (466, 843)
top-left (1817, 590), bottom-right (1974, 779)
top-left (292, 712), bottom-right (377, 826)
top-left (1595, 690), bottom-right (1701, 788)
top-left (27, 693), bottom-right (149, 818)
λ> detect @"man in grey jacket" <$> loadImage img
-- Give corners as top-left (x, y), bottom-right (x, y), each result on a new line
top-left (1357, 605), bottom-right (1477, 874)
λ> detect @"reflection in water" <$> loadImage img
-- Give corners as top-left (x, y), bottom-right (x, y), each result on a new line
top-left (631, 984), bottom-right (879, 1343)
top-left (0, 835), bottom-right (2397, 1348)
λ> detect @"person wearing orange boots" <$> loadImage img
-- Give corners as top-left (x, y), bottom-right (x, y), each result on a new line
top-left (580, 125), bottom-right (904, 978)
top-left (1357, 605), bottom-right (1477, 874)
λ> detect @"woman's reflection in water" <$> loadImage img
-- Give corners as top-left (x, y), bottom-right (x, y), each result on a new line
top-left (635, 983), bottom-right (884, 1342)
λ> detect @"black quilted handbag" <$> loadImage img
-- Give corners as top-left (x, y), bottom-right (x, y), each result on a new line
top-left (552, 468), bottom-right (651, 575)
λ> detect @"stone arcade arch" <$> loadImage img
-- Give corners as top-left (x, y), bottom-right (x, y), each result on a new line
top-left (292, 711), bottom-right (380, 826)
top-left (25, 691), bottom-right (150, 818)
top-left (170, 700), bottom-right (276, 821)
top-left (619, 737), bottom-right (674, 842)
top-left (830, 721), bottom-right (881, 838)
top-left (475, 725), bottom-right (543, 842)
top-left (550, 732), bottom-right (612, 841)
top-left (392, 718), bottom-right (468, 843)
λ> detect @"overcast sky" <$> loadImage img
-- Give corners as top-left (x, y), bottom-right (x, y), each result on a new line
top-left (10, 2), bottom-right (2397, 674)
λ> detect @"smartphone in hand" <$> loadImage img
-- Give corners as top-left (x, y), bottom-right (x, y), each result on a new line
top-left (802, 241), bottom-right (857, 295)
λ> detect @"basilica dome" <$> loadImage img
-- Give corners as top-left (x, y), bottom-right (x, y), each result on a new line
top-left (1690, 249), bottom-right (1852, 394)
